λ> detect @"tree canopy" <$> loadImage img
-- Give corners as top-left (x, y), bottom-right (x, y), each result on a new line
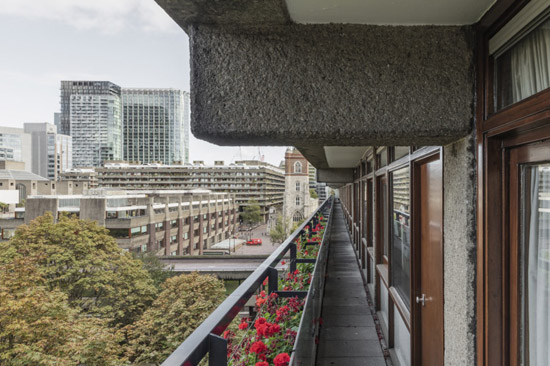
top-left (241, 200), bottom-right (262, 227)
top-left (0, 213), bottom-right (158, 327)
top-left (270, 215), bottom-right (289, 244)
top-left (0, 257), bottom-right (123, 366)
top-left (125, 272), bottom-right (226, 364)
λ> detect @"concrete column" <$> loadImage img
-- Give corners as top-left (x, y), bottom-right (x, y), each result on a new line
top-left (146, 196), bottom-right (156, 252)
top-left (164, 196), bottom-right (170, 256)
top-left (177, 196), bottom-right (183, 256)
top-left (222, 194), bottom-right (227, 238)
top-left (198, 196), bottom-right (204, 255)
top-left (214, 194), bottom-right (220, 239)
top-left (188, 195), bottom-right (194, 255)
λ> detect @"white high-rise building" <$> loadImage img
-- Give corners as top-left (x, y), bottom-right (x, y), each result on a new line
top-left (23, 122), bottom-right (72, 180)
top-left (122, 88), bottom-right (190, 165)
top-left (62, 81), bottom-right (122, 167)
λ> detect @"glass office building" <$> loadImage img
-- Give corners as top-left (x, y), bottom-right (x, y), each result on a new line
top-left (122, 89), bottom-right (189, 165)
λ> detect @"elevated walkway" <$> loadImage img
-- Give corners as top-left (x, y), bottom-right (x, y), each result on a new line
top-left (317, 203), bottom-right (386, 365)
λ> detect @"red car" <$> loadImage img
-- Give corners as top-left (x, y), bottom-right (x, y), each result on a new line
top-left (246, 238), bottom-right (262, 245)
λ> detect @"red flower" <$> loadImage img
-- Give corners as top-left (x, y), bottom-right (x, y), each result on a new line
top-left (256, 362), bottom-right (269, 366)
top-left (263, 277), bottom-right (268, 286)
top-left (260, 290), bottom-right (267, 297)
top-left (268, 323), bottom-right (281, 335)
top-left (250, 341), bottom-right (267, 354)
top-left (239, 321), bottom-right (248, 330)
top-left (256, 297), bottom-right (267, 307)
top-left (254, 317), bottom-right (267, 328)
top-left (223, 330), bottom-right (230, 339)
top-left (256, 323), bottom-right (268, 337)
top-left (274, 353), bottom-right (290, 366)
top-left (281, 260), bottom-right (286, 265)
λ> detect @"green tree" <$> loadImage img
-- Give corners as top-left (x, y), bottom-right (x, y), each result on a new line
top-left (134, 251), bottom-right (174, 290)
top-left (270, 215), bottom-right (289, 244)
top-left (0, 257), bottom-right (123, 366)
top-left (125, 272), bottom-right (226, 364)
top-left (241, 200), bottom-right (262, 228)
top-left (309, 188), bottom-right (318, 199)
top-left (0, 213), bottom-right (158, 327)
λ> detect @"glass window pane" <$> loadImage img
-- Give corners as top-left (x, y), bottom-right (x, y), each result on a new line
top-left (521, 164), bottom-right (550, 366)
top-left (494, 18), bottom-right (550, 111)
top-left (391, 166), bottom-right (411, 307)
top-left (394, 146), bottom-right (410, 161)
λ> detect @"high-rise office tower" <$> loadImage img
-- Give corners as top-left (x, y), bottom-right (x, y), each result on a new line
top-left (122, 89), bottom-right (190, 165)
top-left (0, 127), bottom-right (32, 169)
top-left (24, 122), bottom-right (72, 180)
top-left (60, 81), bottom-right (122, 167)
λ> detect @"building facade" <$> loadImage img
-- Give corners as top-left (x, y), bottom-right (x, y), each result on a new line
top-left (95, 160), bottom-right (284, 221)
top-left (0, 189), bottom-right (237, 256)
top-left (23, 122), bottom-right (72, 181)
top-left (58, 168), bottom-right (98, 195)
top-left (60, 81), bottom-right (122, 167)
top-left (283, 147), bottom-right (318, 224)
top-left (155, 0), bottom-right (550, 364)
top-left (0, 126), bottom-right (32, 169)
top-left (122, 88), bottom-right (190, 165)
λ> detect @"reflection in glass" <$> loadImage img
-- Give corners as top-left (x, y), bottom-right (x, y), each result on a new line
top-left (521, 164), bottom-right (550, 366)
top-left (494, 18), bottom-right (550, 111)
top-left (391, 166), bottom-right (410, 307)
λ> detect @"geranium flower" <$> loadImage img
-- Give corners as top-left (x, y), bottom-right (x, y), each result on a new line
top-left (250, 341), bottom-right (267, 354)
top-left (256, 362), bottom-right (269, 366)
top-left (273, 353), bottom-right (290, 366)
top-left (256, 297), bottom-right (267, 307)
top-left (254, 317), bottom-right (267, 328)
top-left (238, 321), bottom-right (248, 330)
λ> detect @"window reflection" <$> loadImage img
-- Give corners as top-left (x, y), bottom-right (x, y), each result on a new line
top-left (391, 166), bottom-right (411, 306)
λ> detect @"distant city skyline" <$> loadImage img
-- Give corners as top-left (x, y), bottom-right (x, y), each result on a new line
top-left (0, 0), bottom-right (287, 166)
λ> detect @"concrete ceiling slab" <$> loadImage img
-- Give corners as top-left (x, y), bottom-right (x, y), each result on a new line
top-left (324, 146), bottom-right (368, 168)
top-left (285, 0), bottom-right (496, 25)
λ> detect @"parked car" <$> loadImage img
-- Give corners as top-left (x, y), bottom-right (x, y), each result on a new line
top-left (246, 238), bottom-right (262, 245)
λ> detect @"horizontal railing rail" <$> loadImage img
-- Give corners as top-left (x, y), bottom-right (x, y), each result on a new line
top-left (161, 197), bottom-right (334, 366)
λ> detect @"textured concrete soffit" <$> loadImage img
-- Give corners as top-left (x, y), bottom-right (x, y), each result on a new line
top-left (188, 23), bottom-right (475, 148)
top-left (154, 0), bottom-right (291, 29)
top-left (154, 1), bottom-right (475, 150)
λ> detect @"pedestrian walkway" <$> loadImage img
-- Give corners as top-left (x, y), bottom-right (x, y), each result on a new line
top-left (316, 202), bottom-right (386, 366)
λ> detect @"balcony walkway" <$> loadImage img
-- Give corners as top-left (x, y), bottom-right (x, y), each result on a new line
top-left (316, 202), bottom-right (386, 366)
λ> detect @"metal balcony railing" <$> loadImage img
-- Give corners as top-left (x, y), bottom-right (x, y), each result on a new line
top-left (161, 197), bottom-right (334, 366)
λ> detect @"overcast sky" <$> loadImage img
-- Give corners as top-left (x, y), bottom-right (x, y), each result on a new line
top-left (0, 0), bottom-right (287, 166)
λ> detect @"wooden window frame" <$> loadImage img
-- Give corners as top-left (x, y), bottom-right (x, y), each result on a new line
top-left (477, 1), bottom-right (550, 365)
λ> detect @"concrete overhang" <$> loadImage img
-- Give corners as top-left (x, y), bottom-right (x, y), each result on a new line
top-left (156, 0), bottom-right (491, 163)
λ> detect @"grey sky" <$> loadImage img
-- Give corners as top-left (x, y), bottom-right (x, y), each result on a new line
top-left (0, 0), bottom-right (287, 166)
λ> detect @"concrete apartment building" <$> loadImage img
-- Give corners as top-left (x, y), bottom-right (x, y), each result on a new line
top-left (23, 122), bottom-right (72, 181)
top-left (0, 189), bottom-right (238, 255)
top-left (122, 88), bottom-right (190, 165)
top-left (94, 160), bottom-right (285, 221)
top-left (155, 0), bottom-right (550, 364)
top-left (57, 168), bottom-right (98, 195)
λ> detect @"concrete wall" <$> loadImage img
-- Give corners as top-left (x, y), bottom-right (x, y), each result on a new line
top-left (189, 24), bottom-right (475, 147)
top-left (80, 198), bottom-right (107, 225)
top-left (442, 134), bottom-right (477, 365)
top-left (25, 197), bottom-right (58, 223)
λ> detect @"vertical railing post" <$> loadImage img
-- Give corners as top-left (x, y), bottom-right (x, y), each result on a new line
top-left (267, 267), bottom-right (278, 294)
top-left (208, 334), bottom-right (227, 366)
top-left (290, 242), bottom-right (297, 273)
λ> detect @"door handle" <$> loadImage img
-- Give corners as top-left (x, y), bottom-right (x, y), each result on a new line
top-left (416, 294), bottom-right (426, 307)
